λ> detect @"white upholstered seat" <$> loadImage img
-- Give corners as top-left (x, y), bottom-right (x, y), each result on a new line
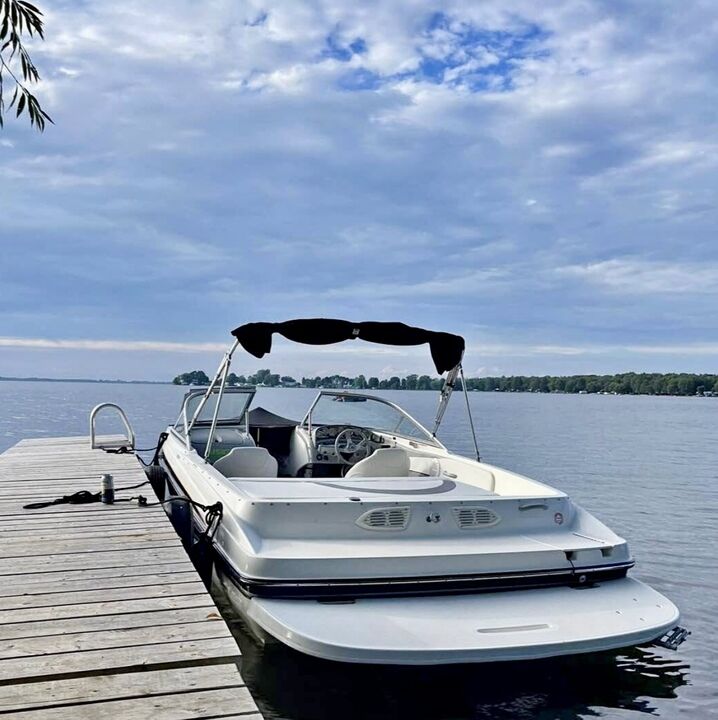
top-left (410, 456), bottom-right (441, 477)
top-left (214, 446), bottom-right (278, 478)
top-left (345, 448), bottom-right (411, 479)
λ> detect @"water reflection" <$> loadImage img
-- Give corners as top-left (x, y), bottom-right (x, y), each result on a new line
top-left (216, 594), bottom-right (688, 720)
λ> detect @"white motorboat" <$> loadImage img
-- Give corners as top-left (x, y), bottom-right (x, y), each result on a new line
top-left (159, 319), bottom-right (684, 665)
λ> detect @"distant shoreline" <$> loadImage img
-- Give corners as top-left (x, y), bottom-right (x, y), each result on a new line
top-left (0, 376), bottom-right (169, 385)
top-left (1, 375), bottom-right (716, 398)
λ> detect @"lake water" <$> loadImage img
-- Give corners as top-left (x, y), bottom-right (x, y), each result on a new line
top-left (0, 381), bottom-right (715, 719)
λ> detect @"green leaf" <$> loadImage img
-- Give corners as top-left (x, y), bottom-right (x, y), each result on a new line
top-left (16, 91), bottom-right (25, 116)
top-left (18, 0), bottom-right (42, 14)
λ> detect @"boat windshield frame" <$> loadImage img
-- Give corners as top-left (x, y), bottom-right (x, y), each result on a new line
top-left (300, 390), bottom-right (445, 449)
top-left (174, 385), bottom-right (256, 442)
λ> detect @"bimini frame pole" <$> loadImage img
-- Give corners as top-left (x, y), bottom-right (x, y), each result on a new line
top-left (204, 353), bottom-right (232, 460)
top-left (432, 364), bottom-right (460, 436)
top-left (459, 365), bottom-right (480, 461)
top-left (187, 339), bottom-right (239, 438)
top-left (431, 363), bottom-right (481, 461)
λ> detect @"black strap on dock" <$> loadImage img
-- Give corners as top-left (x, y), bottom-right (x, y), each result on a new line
top-left (23, 490), bottom-right (101, 509)
top-left (22, 479), bottom-right (149, 510)
top-left (23, 486), bottom-right (223, 543)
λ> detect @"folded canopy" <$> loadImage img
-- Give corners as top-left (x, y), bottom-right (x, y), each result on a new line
top-left (231, 319), bottom-right (465, 375)
top-left (248, 407), bottom-right (298, 428)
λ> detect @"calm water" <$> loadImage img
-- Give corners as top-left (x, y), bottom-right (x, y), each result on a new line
top-left (0, 381), bottom-right (715, 719)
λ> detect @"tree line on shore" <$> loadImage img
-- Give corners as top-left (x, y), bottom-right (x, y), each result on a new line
top-left (173, 369), bottom-right (718, 396)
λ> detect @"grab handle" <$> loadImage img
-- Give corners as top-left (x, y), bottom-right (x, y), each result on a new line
top-left (89, 403), bottom-right (135, 449)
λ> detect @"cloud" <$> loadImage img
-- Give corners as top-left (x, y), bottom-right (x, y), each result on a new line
top-left (556, 259), bottom-right (718, 295)
top-left (1, 0), bottom-right (718, 378)
top-left (0, 337), bottom-right (228, 353)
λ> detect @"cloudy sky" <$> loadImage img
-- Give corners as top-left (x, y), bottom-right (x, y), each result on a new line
top-left (1, 0), bottom-right (717, 380)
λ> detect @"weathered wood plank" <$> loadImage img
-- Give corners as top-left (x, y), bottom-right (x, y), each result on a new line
top-left (0, 517), bottom-right (164, 532)
top-left (10, 435), bottom-right (126, 447)
top-left (0, 465), bottom-right (142, 475)
top-left (0, 506), bottom-right (165, 518)
top-left (0, 470), bottom-right (141, 483)
top-left (0, 528), bottom-right (179, 545)
top-left (0, 606), bottom-right (221, 641)
top-left (0, 581), bottom-right (207, 611)
top-left (0, 636), bottom-right (241, 682)
top-left (0, 664), bottom-right (247, 711)
top-left (0, 506), bottom-right (165, 520)
top-left (0, 687), bottom-right (259, 719)
top-left (0, 487), bottom-right (144, 499)
top-left (0, 620), bottom-right (231, 659)
top-left (0, 569), bottom-right (198, 597)
top-left (0, 592), bottom-right (214, 624)
top-left (0, 546), bottom-right (191, 575)
top-left (0, 526), bottom-right (167, 542)
top-left (0, 537), bottom-right (181, 559)
top-left (0, 527), bottom-right (177, 545)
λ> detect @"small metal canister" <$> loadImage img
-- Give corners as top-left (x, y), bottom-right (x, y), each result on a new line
top-left (101, 473), bottom-right (115, 504)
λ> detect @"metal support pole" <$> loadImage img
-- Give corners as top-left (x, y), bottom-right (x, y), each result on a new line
top-left (459, 365), bottom-right (481, 461)
top-left (188, 339), bottom-right (239, 434)
top-left (205, 353), bottom-right (232, 460)
top-left (432, 365), bottom-right (459, 436)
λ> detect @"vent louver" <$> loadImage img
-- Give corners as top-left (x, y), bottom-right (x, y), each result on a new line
top-left (356, 506), bottom-right (411, 531)
top-left (453, 506), bottom-right (500, 529)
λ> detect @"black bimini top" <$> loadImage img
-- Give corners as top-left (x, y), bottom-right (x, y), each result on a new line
top-left (231, 319), bottom-right (465, 375)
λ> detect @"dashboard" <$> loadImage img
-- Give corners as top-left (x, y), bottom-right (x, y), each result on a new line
top-left (312, 425), bottom-right (385, 463)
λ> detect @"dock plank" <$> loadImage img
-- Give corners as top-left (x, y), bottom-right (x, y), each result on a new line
top-left (0, 620), bottom-right (232, 660)
top-left (0, 636), bottom-right (241, 681)
top-left (0, 546), bottom-right (191, 575)
top-left (0, 569), bottom-right (199, 597)
top-left (0, 606), bottom-right (222, 641)
top-left (1, 688), bottom-right (260, 720)
top-left (0, 581), bottom-right (208, 611)
top-left (0, 665), bottom-right (250, 711)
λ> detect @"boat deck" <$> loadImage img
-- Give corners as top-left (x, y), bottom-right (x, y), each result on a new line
top-left (0, 436), bottom-right (261, 719)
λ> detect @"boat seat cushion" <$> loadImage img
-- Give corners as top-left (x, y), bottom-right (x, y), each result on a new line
top-left (345, 448), bottom-right (410, 479)
top-left (215, 446), bottom-right (278, 478)
top-left (410, 456), bottom-right (441, 476)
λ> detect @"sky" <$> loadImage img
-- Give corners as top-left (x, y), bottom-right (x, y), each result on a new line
top-left (1, 0), bottom-right (717, 381)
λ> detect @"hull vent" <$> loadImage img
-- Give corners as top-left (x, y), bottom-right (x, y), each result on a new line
top-left (356, 506), bottom-right (410, 531)
top-left (453, 506), bottom-right (500, 529)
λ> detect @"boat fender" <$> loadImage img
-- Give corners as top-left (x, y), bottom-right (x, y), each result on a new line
top-left (145, 464), bottom-right (169, 498)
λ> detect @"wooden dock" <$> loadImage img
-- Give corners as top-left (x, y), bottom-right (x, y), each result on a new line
top-left (0, 436), bottom-right (261, 719)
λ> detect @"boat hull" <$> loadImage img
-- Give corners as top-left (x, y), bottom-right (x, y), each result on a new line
top-left (220, 573), bottom-right (678, 665)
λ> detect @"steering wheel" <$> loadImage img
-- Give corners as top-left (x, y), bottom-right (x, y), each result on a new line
top-left (334, 427), bottom-right (372, 465)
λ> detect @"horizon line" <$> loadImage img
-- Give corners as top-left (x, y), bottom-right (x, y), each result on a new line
top-left (2, 369), bottom-right (715, 386)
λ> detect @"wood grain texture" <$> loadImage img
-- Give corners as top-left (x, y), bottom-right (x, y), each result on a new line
top-left (0, 436), bottom-right (257, 717)
top-left (0, 664), bottom-right (249, 710)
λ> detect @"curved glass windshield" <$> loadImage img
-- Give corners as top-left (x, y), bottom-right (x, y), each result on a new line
top-left (177, 388), bottom-right (255, 431)
top-left (304, 392), bottom-right (437, 444)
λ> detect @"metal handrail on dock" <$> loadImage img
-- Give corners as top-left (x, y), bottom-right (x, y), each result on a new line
top-left (89, 402), bottom-right (136, 449)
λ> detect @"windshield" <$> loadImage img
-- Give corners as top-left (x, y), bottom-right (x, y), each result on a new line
top-left (177, 388), bottom-right (255, 430)
top-left (304, 392), bottom-right (437, 444)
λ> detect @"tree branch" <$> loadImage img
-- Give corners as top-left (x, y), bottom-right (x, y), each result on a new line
top-left (0, 0), bottom-right (52, 131)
